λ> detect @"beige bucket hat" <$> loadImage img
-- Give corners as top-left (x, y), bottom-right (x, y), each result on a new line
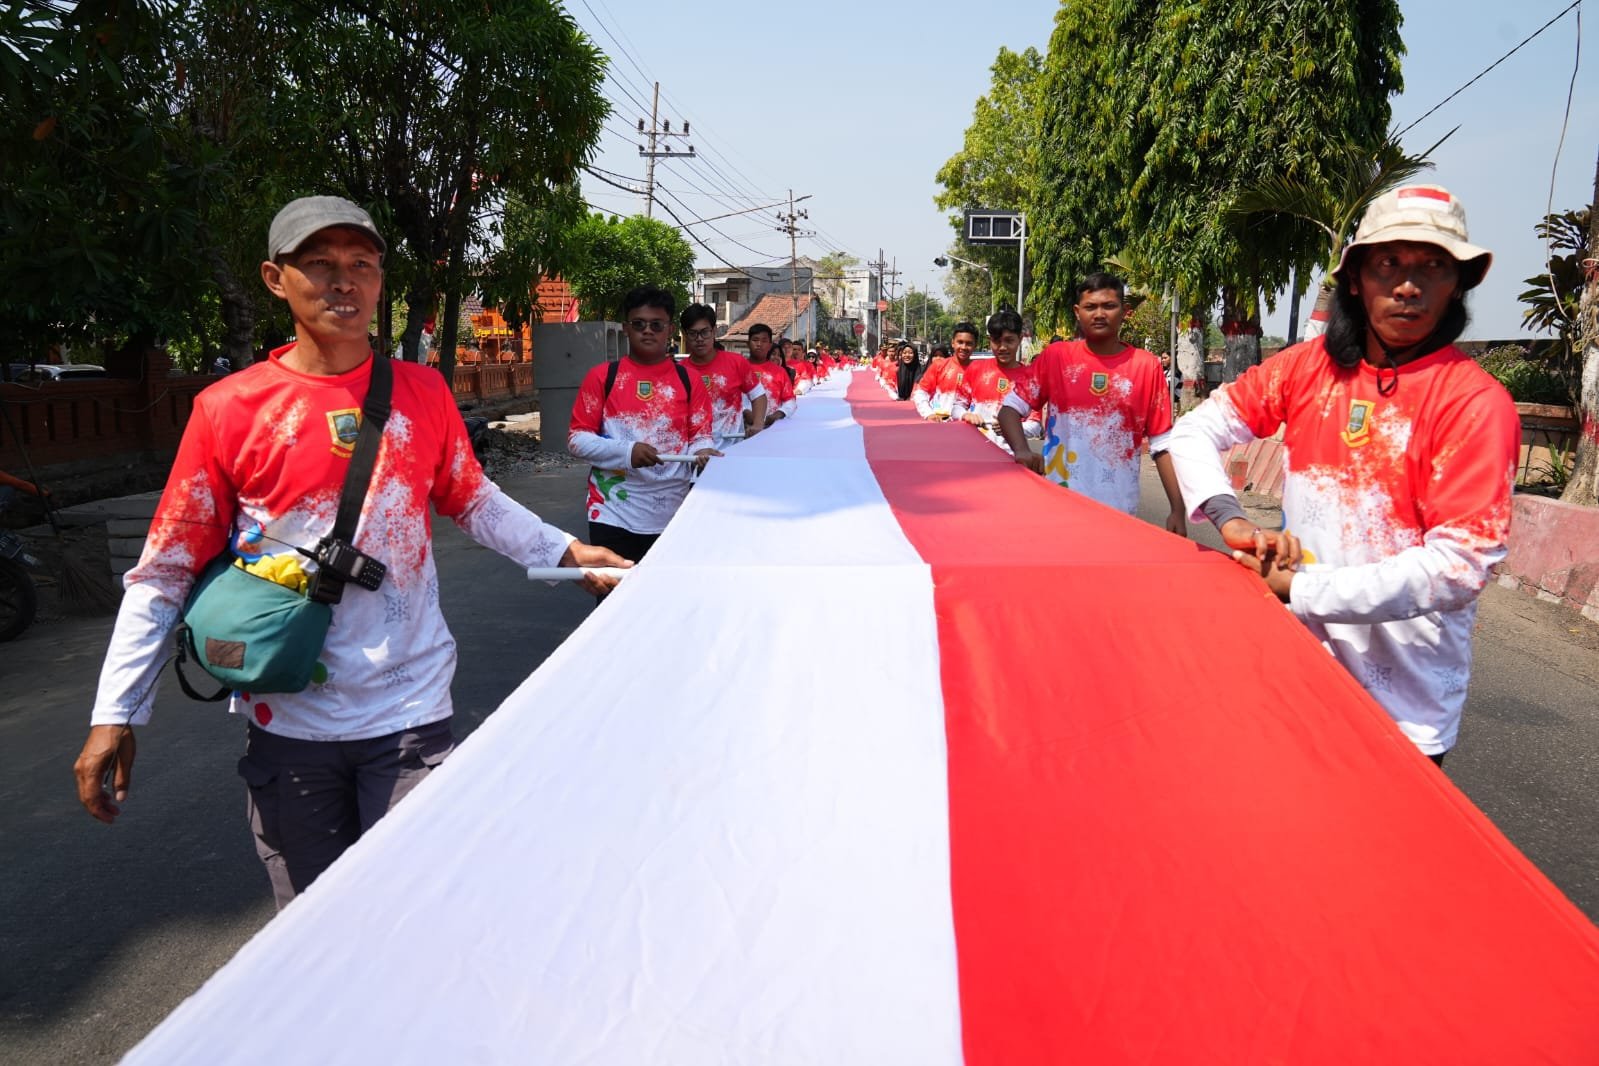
top-left (1332, 184), bottom-right (1491, 290)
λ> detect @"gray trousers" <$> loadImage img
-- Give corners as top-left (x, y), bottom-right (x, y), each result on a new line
top-left (238, 717), bottom-right (455, 909)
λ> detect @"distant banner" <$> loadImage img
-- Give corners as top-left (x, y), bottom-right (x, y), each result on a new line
top-left (125, 372), bottom-right (1599, 1065)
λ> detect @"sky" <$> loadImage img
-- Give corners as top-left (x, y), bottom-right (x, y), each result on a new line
top-left (565, 0), bottom-right (1597, 343)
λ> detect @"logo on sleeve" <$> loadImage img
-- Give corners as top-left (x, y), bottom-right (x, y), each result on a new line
top-left (636, 380), bottom-right (655, 401)
top-left (1089, 372), bottom-right (1109, 395)
top-left (326, 409), bottom-right (361, 457)
top-left (1341, 399), bottom-right (1375, 447)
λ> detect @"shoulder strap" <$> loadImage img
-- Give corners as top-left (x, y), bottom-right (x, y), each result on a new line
top-left (603, 358), bottom-right (621, 405)
top-left (330, 354), bottom-right (392, 546)
top-left (309, 354), bottom-right (392, 605)
top-left (173, 628), bottom-right (229, 702)
top-left (606, 358), bottom-right (695, 428)
top-left (674, 360), bottom-right (692, 411)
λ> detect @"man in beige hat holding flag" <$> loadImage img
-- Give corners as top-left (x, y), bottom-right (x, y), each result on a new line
top-left (1166, 184), bottom-right (1519, 766)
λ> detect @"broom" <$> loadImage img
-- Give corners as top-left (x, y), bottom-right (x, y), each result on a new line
top-left (0, 394), bottom-right (122, 615)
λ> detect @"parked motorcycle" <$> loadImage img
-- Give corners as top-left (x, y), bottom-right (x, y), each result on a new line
top-left (0, 528), bottom-right (41, 641)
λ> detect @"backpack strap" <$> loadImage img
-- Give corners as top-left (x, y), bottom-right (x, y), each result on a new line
top-left (603, 358), bottom-right (621, 404)
top-left (602, 358), bottom-right (695, 433)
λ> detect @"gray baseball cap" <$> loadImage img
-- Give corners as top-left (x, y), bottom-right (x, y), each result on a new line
top-left (267, 196), bottom-right (387, 259)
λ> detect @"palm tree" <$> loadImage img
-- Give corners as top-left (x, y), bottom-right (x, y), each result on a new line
top-left (1231, 129), bottom-right (1453, 341)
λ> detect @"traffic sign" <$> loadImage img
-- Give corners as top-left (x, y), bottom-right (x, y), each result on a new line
top-left (853, 323), bottom-right (866, 336)
top-left (876, 299), bottom-right (888, 312)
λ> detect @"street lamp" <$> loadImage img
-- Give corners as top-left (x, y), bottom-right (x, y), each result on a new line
top-left (933, 254), bottom-right (995, 315)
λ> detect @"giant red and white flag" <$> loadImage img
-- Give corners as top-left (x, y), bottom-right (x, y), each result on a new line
top-left (125, 371), bottom-right (1599, 1064)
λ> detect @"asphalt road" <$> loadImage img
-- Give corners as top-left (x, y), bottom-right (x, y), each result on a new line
top-left (0, 457), bottom-right (604, 1065)
top-left (2, 445), bottom-right (1596, 1064)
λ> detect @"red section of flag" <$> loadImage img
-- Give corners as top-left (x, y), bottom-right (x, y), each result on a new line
top-left (845, 374), bottom-right (1599, 1064)
top-left (1397, 186), bottom-right (1452, 202)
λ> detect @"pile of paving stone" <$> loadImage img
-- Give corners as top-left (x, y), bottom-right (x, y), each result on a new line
top-left (473, 421), bottom-right (584, 480)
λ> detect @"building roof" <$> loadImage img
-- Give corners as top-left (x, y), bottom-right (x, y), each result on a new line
top-left (723, 292), bottom-right (817, 340)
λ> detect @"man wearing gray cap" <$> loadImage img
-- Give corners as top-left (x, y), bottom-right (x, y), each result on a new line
top-left (1166, 184), bottom-right (1520, 766)
top-left (72, 195), bottom-right (627, 907)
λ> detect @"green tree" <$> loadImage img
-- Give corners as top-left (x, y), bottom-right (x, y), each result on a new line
top-left (934, 46), bottom-right (1043, 311)
top-left (900, 287), bottom-right (953, 345)
top-left (170, 0), bottom-right (324, 367)
top-left (1033, 1), bottom-right (1405, 380)
top-left (477, 184), bottom-right (588, 358)
top-left (813, 251), bottom-right (861, 323)
top-left (311, 0), bottom-right (608, 385)
top-left (1517, 207), bottom-right (1588, 411)
top-left (939, 250), bottom-right (995, 327)
top-left (564, 214), bottom-right (694, 323)
top-left (0, 2), bottom-right (205, 361)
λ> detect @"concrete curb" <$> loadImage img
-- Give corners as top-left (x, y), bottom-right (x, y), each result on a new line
top-left (1495, 494), bottom-right (1599, 623)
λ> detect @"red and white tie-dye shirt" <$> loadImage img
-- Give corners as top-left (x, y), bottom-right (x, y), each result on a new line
top-left (747, 357), bottom-right (796, 419)
top-left (790, 359), bottom-right (815, 395)
top-left (1003, 339), bottom-right (1173, 514)
top-left (90, 348), bottom-right (574, 741)
top-left (1167, 338), bottom-right (1520, 754)
top-left (568, 355), bottom-right (715, 534)
top-left (912, 356), bottom-right (968, 419)
top-left (952, 358), bottom-right (1043, 436)
top-left (686, 350), bottom-right (766, 446)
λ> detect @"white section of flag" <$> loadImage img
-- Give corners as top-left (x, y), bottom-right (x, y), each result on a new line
top-left (123, 375), bottom-right (965, 1065)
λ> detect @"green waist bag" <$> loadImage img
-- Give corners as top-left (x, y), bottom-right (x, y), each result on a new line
top-left (170, 353), bottom-right (392, 703)
top-left (175, 556), bottom-right (332, 698)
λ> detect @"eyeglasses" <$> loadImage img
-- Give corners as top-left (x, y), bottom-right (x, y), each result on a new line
top-left (628, 319), bottom-right (670, 333)
top-left (685, 327), bottom-right (715, 340)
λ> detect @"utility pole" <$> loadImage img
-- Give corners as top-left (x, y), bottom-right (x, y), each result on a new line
top-left (867, 248), bottom-right (900, 348)
top-left (1016, 212), bottom-right (1027, 320)
top-left (775, 189), bottom-right (813, 343)
top-left (868, 249), bottom-right (887, 349)
top-left (637, 82), bottom-right (695, 218)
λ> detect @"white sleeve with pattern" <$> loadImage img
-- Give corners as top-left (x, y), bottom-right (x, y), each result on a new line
top-left (567, 430), bottom-right (635, 470)
top-left (1289, 535), bottom-right (1506, 625)
top-left (90, 580), bottom-right (187, 727)
top-left (453, 482), bottom-right (575, 569)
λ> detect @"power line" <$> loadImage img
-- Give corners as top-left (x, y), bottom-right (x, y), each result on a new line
top-left (1543, 1), bottom-right (1584, 324)
top-left (657, 185), bottom-right (788, 261)
top-left (1395, 0), bottom-right (1582, 138)
top-left (580, 165), bottom-right (780, 282)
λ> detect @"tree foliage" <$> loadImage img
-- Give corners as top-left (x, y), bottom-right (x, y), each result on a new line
top-left (934, 46), bottom-right (1043, 316)
top-left (0, 0), bottom-right (608, 383)
top-left (478, 184), bottom-right (588, 354)
top-left (308, 0), bottom-right (608, 384)
top-left (1031, 0), bottom-right (1405, 371)
top-left (1517, 207), bottom-right (1589, 408)
top-left (939, 250), bottom-right (994, 326)
top-left (564, 214), bottom-right (695, 324)
top-left (1, 2), bottom-right (204, 359)
top-left (1231, 133), bottom-right (1447, 278)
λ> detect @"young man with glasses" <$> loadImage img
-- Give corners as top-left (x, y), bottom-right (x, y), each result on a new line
top-left (680, 303), bottom-right (768, 449)
top-left (568, 287), bottom-right (719, 562)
